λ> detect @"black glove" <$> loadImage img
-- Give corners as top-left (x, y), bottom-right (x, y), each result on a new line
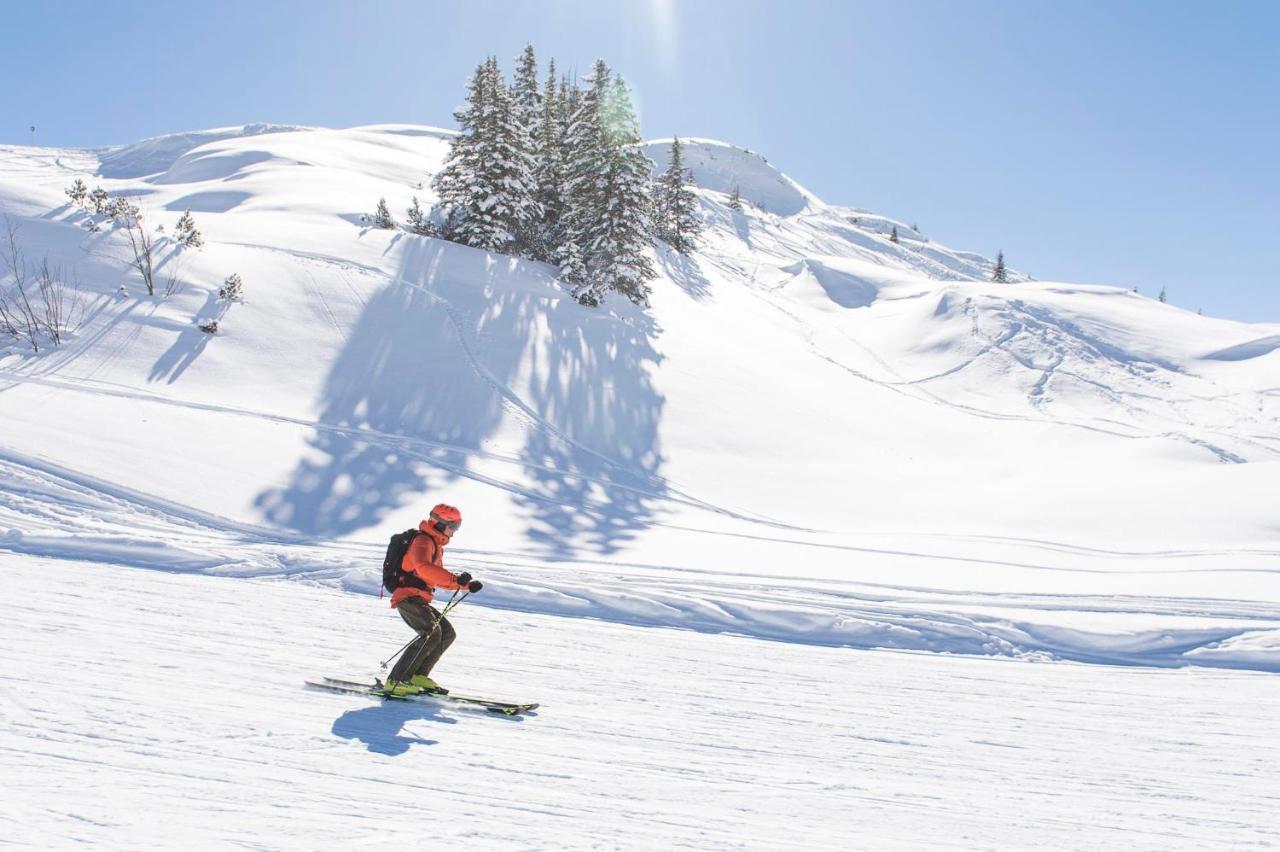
top-left (467, 579), bottom-right (483, 593)
top-left (456, 572), bottom-right (472, 586)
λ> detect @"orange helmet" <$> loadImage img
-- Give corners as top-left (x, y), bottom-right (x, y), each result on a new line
top-left (429, 503), bottom-right (462, 536)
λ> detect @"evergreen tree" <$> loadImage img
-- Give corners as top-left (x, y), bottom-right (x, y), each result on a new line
top-left (563, 62), bottom-right (656, 305)
top-left (88, 187), bottom-right (110, 215)
top-left (511, 45), bottom-right (541, 138)
top-left (889, 225), bottom-right (900, 244)
top-left (373, 197), bottom-right (394, 229)
top-left (65, 179), bottom-right (88, 206)
top-left (728, 184), bottom-right (743, 211)
top-left (532, 58), bottom-right (568, 262)
top-left (432, 58), bottom-right (539, 253)
top-left (653, 137), bottom-right (702, 255)
top-left (174, 210), bottom-right (203, 247)
top-left (992, 250), bottom-right (1008, 283)
top-left (406, 196), bottom-right (431, 235)
top-left (219, 273), bottom-right (244, 302)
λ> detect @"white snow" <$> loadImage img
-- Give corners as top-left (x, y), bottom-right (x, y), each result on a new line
top-left (1, 124), bottom-right (1278, 846)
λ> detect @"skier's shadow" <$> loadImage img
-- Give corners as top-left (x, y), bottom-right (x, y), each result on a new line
top-left (331, 703), bottom-right (458, 756)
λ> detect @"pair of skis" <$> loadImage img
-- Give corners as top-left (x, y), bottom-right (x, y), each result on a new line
top-left (306, 676), bottom-right (538, 716)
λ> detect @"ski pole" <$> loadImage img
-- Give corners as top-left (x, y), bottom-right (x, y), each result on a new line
top-left (378, 589), bottom-right (469, 669)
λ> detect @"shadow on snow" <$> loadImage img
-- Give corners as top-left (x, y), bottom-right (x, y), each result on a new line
top-left (255, 237), bottom-right (668, 557)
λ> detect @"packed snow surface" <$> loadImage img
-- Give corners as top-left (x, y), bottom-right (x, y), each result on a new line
top-left (0, 124), bottom-right (1278, 847)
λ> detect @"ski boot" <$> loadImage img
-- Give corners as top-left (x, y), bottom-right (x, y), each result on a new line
top-left (410, 674), bottom-right (448, 695)
top-left (379, 678), bottom-right (423, 698)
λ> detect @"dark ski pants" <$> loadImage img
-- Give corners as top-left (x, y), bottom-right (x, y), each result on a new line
top-left (388, 597), bottom-right (456, 684)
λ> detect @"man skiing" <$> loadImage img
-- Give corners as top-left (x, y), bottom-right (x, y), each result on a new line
top-left (383, 504), bottom-right (483, 697)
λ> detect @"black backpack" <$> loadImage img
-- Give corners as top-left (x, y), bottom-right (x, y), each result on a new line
top-left (382, 528), bottom-right (435, 595)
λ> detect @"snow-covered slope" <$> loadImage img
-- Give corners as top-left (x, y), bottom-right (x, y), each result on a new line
top-left (3, 122), bottom-right (1279, 847)
top-left (5, 553), bottom-right (1278, 849)
top-left (1, 124), bottom-right (1278, 673)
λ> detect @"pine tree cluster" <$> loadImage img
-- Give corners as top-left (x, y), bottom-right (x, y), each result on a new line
top-left (432, 47), bottom-right (697, 307)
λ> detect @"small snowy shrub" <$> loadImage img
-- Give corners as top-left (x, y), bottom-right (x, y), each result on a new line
top-left (198, 319), bottom-right (219, 334)
top-left (89, 187), bottom-right (110, 215)
top-left (65, 179), bottom-right (88, 206)
top-left (373, 198), bottom-right (394, 229)
top-left (219, 273), bottom-right (244, 302)
top-left (174, 210), bottom-right (204, 248)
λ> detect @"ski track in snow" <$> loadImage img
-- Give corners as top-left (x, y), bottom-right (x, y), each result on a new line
top-left (1, 443), bottom-right (1277, 672)
top-left (2, 555), bottom-right (1278, 849)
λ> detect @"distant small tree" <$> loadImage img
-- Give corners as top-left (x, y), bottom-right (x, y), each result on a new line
top-left (728, 184), bottom-right (743, 211)
top-left (174, 210), bottom-right (204, 248)
top-left (88, 187), bottom-right (110, 215)
top-left (219, 273), bottom-right (244, 302)
top-left (65, 179), bottom-right (88, 206)
top-left (373, 198), bottom-right (394, 229)
top-left (107, 196), bottom-right (132, 222)
top-left (1158, 286), bottom-right (1167, 303)
top-left (992, 250), bottom-right (1008, 283)
top-left (889, 225), bottom-right (900, 244)
top-left (406, 196), bottom-right (432, 236)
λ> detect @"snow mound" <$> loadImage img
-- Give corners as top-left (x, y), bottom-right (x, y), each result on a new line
top-left (98, 123), bottom-right (310, 179)
top-left (643, 137), bottom-right (820, 216)
top-left (1203, 334), bottom-right (1280, 362)
top-left (781, 258), bottom-right (890, 309)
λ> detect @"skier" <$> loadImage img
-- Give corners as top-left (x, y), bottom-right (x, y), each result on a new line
top-left (383, 504), bottom-right (483, 697)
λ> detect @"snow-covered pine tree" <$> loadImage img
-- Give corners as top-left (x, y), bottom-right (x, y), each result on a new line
top-left (219, 273), bottom-right (244, 302)
top-left (563, 62), bottom-right (656, 305)
top-left (174, 210), bottom-right (204, 248)
top-left (511, 44), bottom-right (541, 140)
top-left (557, 238), bottom-right (589, 297)
top-left (88, 186), bottom-right (109, 216)
top-left (992, 250), bottom-right (1009, 283)
top-left (432, 61), bottom-right (487, 243)
top-left (889, 225), bottom-right (900, 244)
top-left (66, 179), bottom-right (88, 206)
top-left (728, 184), bottom-right (743, 211)
top-left (531, 58), bottom-right (568, 263)
top-left (373, 198), bottom-right (394, 229)
top-left (653, 136), bottom-right (702, 255)
top-left (433, 58), bottom-right (539, 254)
top-left (406, 196), bottom-right (432, 235)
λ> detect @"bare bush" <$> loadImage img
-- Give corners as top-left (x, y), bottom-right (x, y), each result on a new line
top-left (118, 204), bottom-right (158, 295)
top-left (0, 218), bottom-right (82, 351)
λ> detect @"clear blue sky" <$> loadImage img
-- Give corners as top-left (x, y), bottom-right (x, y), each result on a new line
top-left (6, 0), bottom-right (1278, 321)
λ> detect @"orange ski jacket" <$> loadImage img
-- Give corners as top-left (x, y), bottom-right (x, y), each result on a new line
top-left (390, 520), bottom-right (466, 607)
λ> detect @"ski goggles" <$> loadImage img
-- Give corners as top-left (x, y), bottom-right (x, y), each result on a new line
top-left (431, 515), bottom-right (462, 536)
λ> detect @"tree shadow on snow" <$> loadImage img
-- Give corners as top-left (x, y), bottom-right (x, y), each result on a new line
top-left (254, 237), bottom-right (668, 556)
top-left (331, 703), bottom-right (455, 755)
top-left (148, 292), bottom-right (223, 384)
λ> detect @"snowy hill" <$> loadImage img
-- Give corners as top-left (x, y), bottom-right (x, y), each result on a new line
top-left (1, 123), bottom-right (1278, 668)
top-left (1, 123), bottom-right (1279, 846)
